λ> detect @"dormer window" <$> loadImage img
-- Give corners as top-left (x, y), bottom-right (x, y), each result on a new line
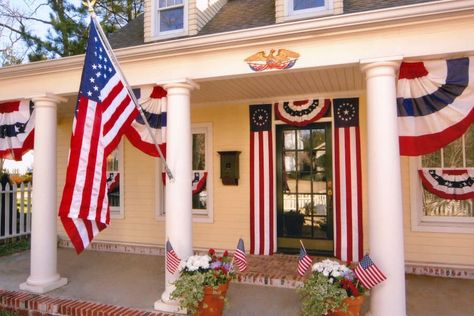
top-left (286, 0), bottom-right (334, 19)
top-left (155, 0), bottom-right (187, 38)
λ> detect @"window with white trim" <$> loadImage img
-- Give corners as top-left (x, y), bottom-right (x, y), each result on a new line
top-left (286, 0), bottom-right (334, 19)
top-left (156, 123), bottom-right (213, 222)
top-left (107, 142), bottom-right (124, 219)
top-left (410, 124), bottom-right (474, 233)
top-left (155, 0), bottom-right (187, 38)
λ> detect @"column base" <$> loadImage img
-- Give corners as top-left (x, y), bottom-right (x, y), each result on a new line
top-left (20, 277), bottom-right (68, 294)
top-left (366, 311), bottom-right (407, 316)
top-left (154, 299), bottom-right (185, 314)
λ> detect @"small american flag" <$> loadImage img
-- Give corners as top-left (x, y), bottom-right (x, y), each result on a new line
top-left (297, 246), bottom-right (312, 276)
top-left (166, 240), bottom-right (181, 274)
top-left (354, 254), bottom-right (386, 289)
top-left (58, 19), bottom-right (138, 254)
top-left (234, 238), bottom-right (248, 272)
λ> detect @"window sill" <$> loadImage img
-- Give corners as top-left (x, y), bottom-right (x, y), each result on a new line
top-left (150, 29), bottom-right (187, 42)
top-left (412, 217), bottom-right (474, 234)
top-left (155, 214), bottom-right (213, 223)
top-left (283, 9), bottom-right (335, 22)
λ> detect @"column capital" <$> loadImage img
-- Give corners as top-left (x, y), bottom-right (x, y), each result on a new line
top-left (32, 93), bottom-right (67, 107)
top-left (360, 56), bottom-right (403, 79)
top-left (161, 78), bottom-right (199, 92)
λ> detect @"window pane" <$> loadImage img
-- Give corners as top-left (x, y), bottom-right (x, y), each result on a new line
top-left (423, 190), bottom-right (474, 217)
top-left (107, 149), bottom-right (119, 171)
top-left (107, 172), bottom-right (120, 207)
top-left (465, 124), bottom-right (474, 167)
top-left (298, 194), bottom-right (312, 215)
top-left (311, 129), bottom-right (325, 150)
top-left (297, 129), bottom-right (311, 150)
top-left (193, 189), bottom-right (207, 209)
top-left (283, 194), bottom-right (297, 212)
top-left (192, 133), bottom-right (205, 170)
top-left (421, 150), bottom-right (441, 167)
top-left (313, 194), bottom-right (327, 215)
top-left (294, 0), bottom-right (325, 10)
top-left (159, 0), bottom-right (166, 8)
top-left (160, 7), bottom-right (183, 32)
top-left (443, 137), bottom-right (463, 167)
top-left (283, 152), bottom-right (296, 192)
top-left (284, 130), bottom-right (296, 150)
top-left (297, 151), bottom-right (311, 193)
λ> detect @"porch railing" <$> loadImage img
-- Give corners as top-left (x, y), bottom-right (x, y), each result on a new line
top-left (0, 182), bottom-right (32, 240)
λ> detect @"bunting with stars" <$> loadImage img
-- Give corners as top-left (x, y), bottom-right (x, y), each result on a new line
top-left (418, 169), bottom-right (474, 200)
top-left (333, 98), bottom-right (363, 263)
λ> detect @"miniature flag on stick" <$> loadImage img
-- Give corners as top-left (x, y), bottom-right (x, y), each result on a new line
top-left (354, 254), bottom-right (386, 289)
top-left (234, 238), bottom-right (248, 272)
top-left (166, 240), bottom-right (181, 274)
top-left (297, 242), bottom-right (312, 276)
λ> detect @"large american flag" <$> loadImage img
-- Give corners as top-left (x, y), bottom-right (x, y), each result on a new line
top-left (234, 238), bottom-right (248, 272)
top-left (354, 254), bottom-right (386, 289)
top-left (59, 20), bottom-right (138, 254)
top-left (333, 98), bottom-right (363, 263)
top-left (249, 104), bottom-right (275, 255)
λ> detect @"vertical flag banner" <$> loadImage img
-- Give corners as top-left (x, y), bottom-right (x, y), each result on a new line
top-left (297, 246), bottom-right (312, 276)
top-left (59, 20), bottom-right (138, 254)
top-left (354, 254), bottom-right (387, 289)
top-left (126, 85), bottom-right (167, 157)
top-left (234, 238), bottom-right (248, 272)
top-left (333, 98), bottom-right (363, 263)
top-left (249, 104), bottom-right (275, 255)
top-left (0, 100), bottom-right (35, 160)
top-left (166, 240), bottom-right (181, 274)
top-left (397, 57), bottom-right (474, 156)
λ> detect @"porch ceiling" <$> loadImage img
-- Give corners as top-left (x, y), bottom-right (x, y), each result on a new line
top-left (191, 65), bottom-right (365, 105)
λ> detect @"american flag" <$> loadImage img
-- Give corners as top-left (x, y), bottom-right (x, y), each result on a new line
top-left (297, 246), bottom-right (312, 276)
top-left (249, 104), bottom-right (275, 255)
top-left (354, 254), bottom-right (386, 289)
top-left (333, 98), bottom-right (363, 263)
top-left (0, 99), bottom-right (34, 160)
top-left (166, 240), bottom-right (181, 274)
top-left (234, 238), bottom-right (248, 272)
top-left (58, 20), bottom-right (138, 254)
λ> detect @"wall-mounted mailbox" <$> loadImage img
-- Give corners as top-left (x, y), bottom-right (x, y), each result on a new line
top-left (218, 151), bottom-right (241, 185)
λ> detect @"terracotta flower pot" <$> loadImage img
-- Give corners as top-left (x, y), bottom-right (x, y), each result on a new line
top-left (327, 295), bottom-right (365, 316)
top-left (194, 282), bottom-right (230, 316)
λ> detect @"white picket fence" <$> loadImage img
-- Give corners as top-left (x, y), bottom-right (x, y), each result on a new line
top-left (0, 182), bottom-right (32, 240)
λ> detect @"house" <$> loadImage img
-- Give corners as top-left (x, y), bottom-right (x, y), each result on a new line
top-left (0, 0), bottom-right (473, 315)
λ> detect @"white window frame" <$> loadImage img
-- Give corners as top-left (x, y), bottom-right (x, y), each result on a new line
top-left (155, 123), bottom-right (213, 223)
top-left (285, 0), bottom-right (334, 21)
top-left (109, 141), bottom-right (125, 219)
top-left (409, 158), bottom-right (474, 234)
top-left (153, 0), bottom-right (188, 40)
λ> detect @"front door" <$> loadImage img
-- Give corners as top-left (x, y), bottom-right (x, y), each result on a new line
top-left (276, 123), bottom-right (333, 255)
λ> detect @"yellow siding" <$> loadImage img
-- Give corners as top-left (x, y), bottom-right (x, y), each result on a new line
top-left (401, 157), bottom-right (474, 267)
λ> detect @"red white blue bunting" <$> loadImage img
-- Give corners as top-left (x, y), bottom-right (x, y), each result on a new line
top-left (0, 99), bottom-right (34, 161)
top-left (274, 99), bottom-right (330, 126)
top-left (192, 171), bottom-right (207, 195)
top-left (418, 169), bottom-right (474, 200)
top-left (397, 57), bottom-right (474, 156)
top-left (126, 86), bottom-right (167, 157)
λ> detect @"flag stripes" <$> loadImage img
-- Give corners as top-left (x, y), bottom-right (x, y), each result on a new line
top-left (333, 98), bottom-right (363, 263)
top-left (250, 104), bottom-right (275, 255)
top-left (297, 247), bottom-right (312, 276)
top-left (234, 238), bottom-right (248, 272)
top-left (59, 20), bottom-right (138, 254)
top-left (354, 255), bottom-right (386, 289)
top-left (166, 240), bottom-right (181, 274)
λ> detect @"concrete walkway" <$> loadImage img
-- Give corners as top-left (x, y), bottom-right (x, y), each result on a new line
top-left (1, 248), bottom-right (474, 315)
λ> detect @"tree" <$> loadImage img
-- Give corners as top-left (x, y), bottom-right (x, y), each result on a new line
top-left (0, 0), bottom-right (144, 64)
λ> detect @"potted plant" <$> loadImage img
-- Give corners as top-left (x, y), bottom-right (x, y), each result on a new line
top-left (299, 259), bottom-right (367, 316)
top-left (170, 248), bottom-right (235, 315)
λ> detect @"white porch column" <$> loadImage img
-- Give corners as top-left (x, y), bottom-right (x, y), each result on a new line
top-left (361, 59), bottom-right (406, 316)
top-left (155, 80), bottom-right (198, 313)
top-left (20, 93), bottom-right (67, 294)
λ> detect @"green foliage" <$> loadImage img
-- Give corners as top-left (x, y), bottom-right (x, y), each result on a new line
top-left (0, 311), bottom-right (18, 316)
top-left (298, 273), bottom-right (348, 316)
top-left (170, 270), bottom-right (208, 315)
top-left (0, 238), bottom-right (30, 257)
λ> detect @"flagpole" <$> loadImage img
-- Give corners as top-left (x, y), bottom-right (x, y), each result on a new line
top-left (85, 1), bottom-right (174, 181)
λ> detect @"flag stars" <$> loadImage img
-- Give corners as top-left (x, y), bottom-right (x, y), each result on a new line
top-left (93, 86), bottom-right (99, 91)
top-left (92, 64), bottom-right (97, 70)
top-left (87, 91), bottom-right (93, 97)
top-left (96, 71), bottom-right (101, 78)
top-left (89, 77), bottom-right (95, 83)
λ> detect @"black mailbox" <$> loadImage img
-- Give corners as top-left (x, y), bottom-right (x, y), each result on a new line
top-left (217, 151), bottom-right (240, 185)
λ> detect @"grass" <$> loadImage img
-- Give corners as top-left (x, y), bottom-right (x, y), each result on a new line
top-left (0, 238), bottom-right (30, 257)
